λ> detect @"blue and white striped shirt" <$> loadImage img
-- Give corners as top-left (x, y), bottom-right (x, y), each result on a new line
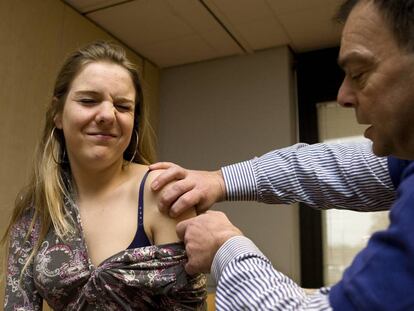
top-left (213, 142), bottom-right (395, 310)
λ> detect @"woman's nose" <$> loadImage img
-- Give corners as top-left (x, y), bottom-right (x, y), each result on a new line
top-left (96, 101), bottom-right (115, 125)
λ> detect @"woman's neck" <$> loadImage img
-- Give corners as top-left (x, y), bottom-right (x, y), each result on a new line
top-left (70, 159), bottom-right (130, 201)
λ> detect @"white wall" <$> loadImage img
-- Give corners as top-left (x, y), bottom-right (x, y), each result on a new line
top-left (158, 46), bottom-right (301, 285)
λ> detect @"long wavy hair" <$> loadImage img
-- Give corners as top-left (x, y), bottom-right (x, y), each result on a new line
top-left (1, 41), bottom-right (155, 278)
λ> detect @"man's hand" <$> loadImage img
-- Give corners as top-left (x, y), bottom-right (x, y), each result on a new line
top-left (150, 162), bottom-right (226, 217)
top-left (176, 211), bottom-right (243, 275)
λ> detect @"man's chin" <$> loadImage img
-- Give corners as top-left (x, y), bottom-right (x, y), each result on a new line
top-left (371, 141), bottom-right (391, 157)
top-left (371, 137), bottom-right (414, 159)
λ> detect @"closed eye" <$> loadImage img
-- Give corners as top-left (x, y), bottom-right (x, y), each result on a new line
top-left (349, 71), bottom-right (368, 87)
top-left (351, 73), bottom-right (363, 80)
top-left (78, 98), bottom-right (97, 104)
top-left (115, 102), bottom-right (134, 112)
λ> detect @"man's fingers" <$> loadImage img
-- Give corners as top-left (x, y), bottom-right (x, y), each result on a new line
top-left (148, 162), bottom-right (174, 170)
top-left (176, 218), bottom-right (191, 240)
top-left (185, 262), bottom-right (198, 275)
top-left (150, 163), bottom-right (187, 191)
top-left (170, 191), bottom-right (201, 217)
top-left (185, 253), bottom-right (210, 275)
top-left (184, 245), bottom-right (205, 275)
top-left (184, 247), bottom-right (196, 275)
top-left (158, 180), bottom-right (195, 215)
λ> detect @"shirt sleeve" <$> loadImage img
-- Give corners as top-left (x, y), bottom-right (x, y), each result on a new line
top-left (211, 236), bottom-right (332, 310)
top-left (3, 210), bottom-right (43, 311)
top-left (222, 142), bottom-right (394, 211)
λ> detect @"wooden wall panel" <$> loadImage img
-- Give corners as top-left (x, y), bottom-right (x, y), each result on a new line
top-left (0, 0), bottom-right (64, 241)
top-left (0, 1), bottom-right (160, 308)
top-left (0, 1), bottom-right (65, 307)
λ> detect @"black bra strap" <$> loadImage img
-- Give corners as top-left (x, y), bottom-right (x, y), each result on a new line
top-left (138, 170), bottom-right (151, 227)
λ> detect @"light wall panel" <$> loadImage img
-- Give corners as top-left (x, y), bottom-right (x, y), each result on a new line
top-left (159, 47), bottom-right (301, 287)
top-left (60, 4), bottom-right (144, 70)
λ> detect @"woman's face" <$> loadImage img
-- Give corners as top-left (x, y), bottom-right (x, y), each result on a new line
top-left (54, 61), bottom-right (136, 169)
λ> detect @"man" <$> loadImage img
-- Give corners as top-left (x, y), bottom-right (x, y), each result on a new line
top-left (151, 0), bottom-right (414, 309)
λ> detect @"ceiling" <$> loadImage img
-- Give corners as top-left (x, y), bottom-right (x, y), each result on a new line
top-left (63, 0), bottom-right (343, 68)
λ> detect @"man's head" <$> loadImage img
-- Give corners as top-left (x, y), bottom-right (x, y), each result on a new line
top-left (336, 0), bottom-right (414, 53)
top-left (336, 0), bottom-right (414, 159)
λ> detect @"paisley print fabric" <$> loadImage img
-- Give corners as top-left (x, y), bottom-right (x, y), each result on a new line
top-left (4, 201), bottom-right (207, 310)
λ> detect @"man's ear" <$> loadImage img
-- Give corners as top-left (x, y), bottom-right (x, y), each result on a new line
top-left (53, 97), bottom-right (63, 129)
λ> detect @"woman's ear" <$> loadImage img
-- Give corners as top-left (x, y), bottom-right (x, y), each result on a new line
top-left (53, 97), bottom-right (63, 129)
top-left (54, 114), bottom-right (63, 129)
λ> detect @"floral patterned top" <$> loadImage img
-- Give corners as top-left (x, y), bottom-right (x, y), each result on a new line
top-left (4, 200), bottom-right (207, 310)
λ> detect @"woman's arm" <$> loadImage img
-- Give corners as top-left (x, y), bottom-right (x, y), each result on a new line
top-left (4, 210), bottom-right (43, 311)
top-left (145, 170), bottom-right (196, 245)
top-left (143, 170), bottom-right (208, 310)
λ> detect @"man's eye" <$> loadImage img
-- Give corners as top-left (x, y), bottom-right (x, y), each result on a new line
top-left (350, 72), bottom-right (368, 87)
top-left (351, 72), bottom-right (363, 80)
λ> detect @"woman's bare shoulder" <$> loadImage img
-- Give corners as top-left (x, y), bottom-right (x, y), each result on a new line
top-left (144, 168), bottom-right (196, 245)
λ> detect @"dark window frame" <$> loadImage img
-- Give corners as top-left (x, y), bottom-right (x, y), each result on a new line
top-left (296, 47), bottom-right (344, 288)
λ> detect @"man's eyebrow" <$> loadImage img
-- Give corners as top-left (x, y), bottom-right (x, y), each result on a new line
top-left (338, 51), bottom-right (377, 69)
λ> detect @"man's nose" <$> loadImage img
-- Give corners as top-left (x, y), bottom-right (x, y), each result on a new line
top-left (337, 76), bottom-right (356, 108)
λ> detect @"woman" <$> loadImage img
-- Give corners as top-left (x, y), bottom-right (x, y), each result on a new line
top-left (2, 41), bottom-right (206, 310)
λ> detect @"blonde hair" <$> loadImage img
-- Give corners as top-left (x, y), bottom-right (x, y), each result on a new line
top-left (1, 41), bottom-right (155, 278)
